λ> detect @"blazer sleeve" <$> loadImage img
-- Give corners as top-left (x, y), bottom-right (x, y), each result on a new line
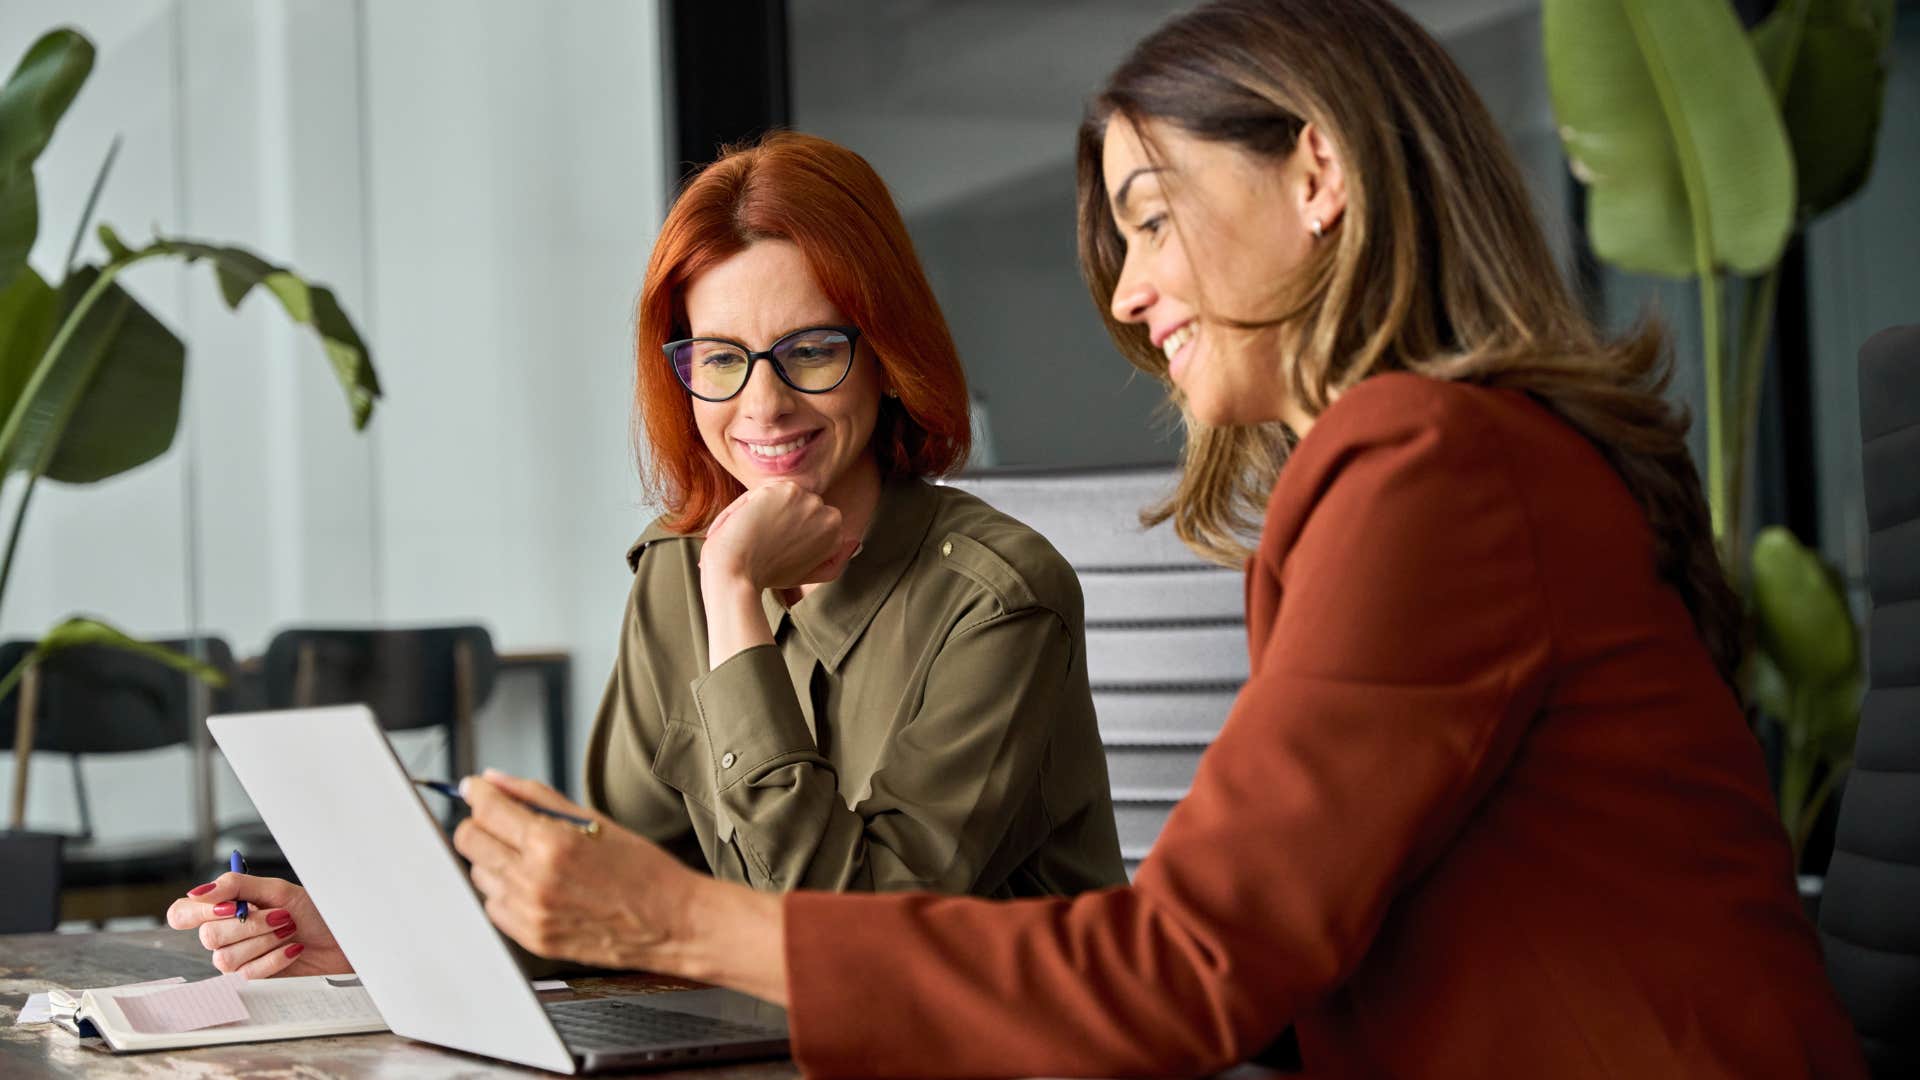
top-left (783, 402), bottom-right (1557, 1078)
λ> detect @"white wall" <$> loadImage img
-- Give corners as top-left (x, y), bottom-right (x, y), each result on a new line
top-left (2, 0), bottom-right (667, 845)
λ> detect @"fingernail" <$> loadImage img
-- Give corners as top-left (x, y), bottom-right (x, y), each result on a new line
top-left (285, 943), bottom-right (305, 959)
top-left (265, 909), bottom-right (292, 927)
top-left (458, 776), bottom-right (472, 799)
top-left (188, 883), bottom-right (217, 897)
top-left (212, 901), bottom-right (236, 917)
top-left (275, 924), bottom-right (297, 939)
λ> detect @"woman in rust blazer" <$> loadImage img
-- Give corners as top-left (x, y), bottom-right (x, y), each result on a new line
top-left (450, 0), bottom-right (1866, 1075)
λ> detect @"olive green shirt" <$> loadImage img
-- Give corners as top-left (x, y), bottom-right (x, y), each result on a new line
top-left (583, 477), bottom-right (1125, 897)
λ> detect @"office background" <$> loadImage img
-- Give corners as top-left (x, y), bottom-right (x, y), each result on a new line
top-left (1, 0), bottom-right (1915, 911)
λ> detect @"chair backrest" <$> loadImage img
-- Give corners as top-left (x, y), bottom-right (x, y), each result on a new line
top-left (261, 626), bottom-right (498, 778)
top-left (945, 467), bottom-right (1245, 878)
top-left (1819, 324), bottom-right (1920, 1077)
top-left (0, 637), bottom-right (235, 755)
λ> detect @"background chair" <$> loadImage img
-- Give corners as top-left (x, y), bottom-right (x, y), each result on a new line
top-left (1819, 325), bottom-right (1920, 1077)
top-left (218, 626), bottom-right (497, 877)
top-left (1, 637), bottom-right (234, 924)
top-left (260, 625), bottom-right (498, 781)
top-left (945, 468), bottom-right (1246, 878)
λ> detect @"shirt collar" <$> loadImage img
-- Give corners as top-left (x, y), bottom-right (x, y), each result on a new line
top-left (775, 477), bottom-right (939, 673)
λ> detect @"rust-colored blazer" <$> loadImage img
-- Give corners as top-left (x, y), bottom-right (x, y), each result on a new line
top-left (784, 374), bottom-right (1865, 1078)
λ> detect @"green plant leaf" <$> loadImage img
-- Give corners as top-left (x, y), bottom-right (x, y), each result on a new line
top-left (104, 227), bottom-right (382, 429)
top-left (0, 165), bottom-right (35, 291)
top-left (0, 615), bottom-right (226, 706)
top-left (1750, 525), bottom-right (1858, 688)
top-left (1545, 0), bottom-right (1796, 277)
top-left (41, 268), bottom-right (184, 483)
top-left (1753, 0), bottom-right (1890, 220)
top-left (1749, 648), bottom-right (1791, 721)
top-left (0, 28), bottom-right (95, 288)
top-left (1806, 672), bottom-right (1862, 760)
top-left (0, 265), bottom-right (184, 484)
top-left (0, 265), bottom-right (57, 425)
top-left (0, 264), bottom-right (139, 480)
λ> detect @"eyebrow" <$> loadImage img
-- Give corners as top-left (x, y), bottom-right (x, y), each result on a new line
top-left (683, 323), bottom-right (841, 348)
top-left (1112, 166), bottom-right (1167, 217)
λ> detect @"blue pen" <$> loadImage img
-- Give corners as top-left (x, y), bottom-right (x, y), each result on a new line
top-left (413, 779), bottom-right (600, 837)
top-left (229, 850), bottom-right (249, 921)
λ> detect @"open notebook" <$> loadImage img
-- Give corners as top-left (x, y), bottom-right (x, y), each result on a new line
top-left (74, 973), bottom-right (387, 1052)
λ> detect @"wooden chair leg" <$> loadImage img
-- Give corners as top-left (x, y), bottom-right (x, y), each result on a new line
top-left (10, 663), bottom-right (39, 830)
top-left (294, 643), bottom-right (318, 708)
top-left (452, 641), bottom-right (477, 780)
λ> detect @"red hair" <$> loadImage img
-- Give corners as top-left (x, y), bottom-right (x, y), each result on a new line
top-left (634, 131), bottom-right (971, 532)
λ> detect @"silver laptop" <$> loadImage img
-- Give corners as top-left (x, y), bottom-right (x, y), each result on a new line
top-left (209, 705), bottom-right (788, 1073)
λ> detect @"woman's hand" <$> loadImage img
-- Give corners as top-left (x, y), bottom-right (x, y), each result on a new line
top-left (453, 769), bottom-right (788, 1003)
top-left (701, 481), bottom-right (860, 592)
top-left (165, 874), bottom-right (352, 979)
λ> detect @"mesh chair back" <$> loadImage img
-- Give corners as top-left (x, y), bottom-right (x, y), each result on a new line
top-left (1819, 325), bottom-right (1920, 1077)
top-left (946, 468), bottom-right (1245, 877)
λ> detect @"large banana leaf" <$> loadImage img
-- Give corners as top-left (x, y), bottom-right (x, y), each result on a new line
top-left (0, 615), bottom-right (226, 707)
top-left (1544, 0), bottom-right (1796, 277)
top-left (44, 268), bottom-right (184, 482)
top-left (102, 226), bottom-right (381, 429)
top-left (0, 28), bottom-right (93, 290)
top-left (1, 229), bottom-right (379, 497)
top-left (0, 266), bottom-right (57, 422)
top-left (1752, 0), bottom-right (1895, 221)
top-left (1750, 525), bottom-right (1857, 689)
top-left (0, 265), bottom-right (184, 482)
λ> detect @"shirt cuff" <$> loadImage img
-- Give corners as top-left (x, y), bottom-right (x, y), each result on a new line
top-left (689, 644), bottom-right (816, 793)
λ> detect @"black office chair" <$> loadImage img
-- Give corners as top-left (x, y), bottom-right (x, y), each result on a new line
top-left (1, 637), bottom-right (234, 924)
top-left (1818, 324), bottom-right (1920, 1077)
top-left (216, 626), bottom-right (499, 874)
top-left (261, 625), bottom-right (498, 781)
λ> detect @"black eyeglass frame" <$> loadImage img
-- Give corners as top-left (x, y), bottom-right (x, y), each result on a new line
top-left (664, 325), bottom-right (864, 402)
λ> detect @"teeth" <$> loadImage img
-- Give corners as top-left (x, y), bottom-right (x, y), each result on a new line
top-left (746, 435), bottom-right (809, 458)
top-left (1162, 324), bottom-right (1195, 362)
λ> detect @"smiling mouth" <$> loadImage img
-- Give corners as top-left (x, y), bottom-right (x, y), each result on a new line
top-left (1161, 323), bottom-right (1196, 363)
top-left (739, 430), bottom-right (820, 461)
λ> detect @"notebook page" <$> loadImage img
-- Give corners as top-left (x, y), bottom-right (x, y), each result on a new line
top-left (239, 980), bottom-right (384, 1026)
top-left (114, 973), bottom-right (248, 1034)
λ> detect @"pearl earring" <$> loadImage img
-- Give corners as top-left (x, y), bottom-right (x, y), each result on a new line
top-left (1310, 217), bottom-right (1325, 239)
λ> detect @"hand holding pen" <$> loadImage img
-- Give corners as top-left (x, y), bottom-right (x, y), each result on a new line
top-left (415, 778), bottom-right (601, 837)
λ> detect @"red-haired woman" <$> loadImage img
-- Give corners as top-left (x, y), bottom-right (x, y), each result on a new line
top-left (167, 132), bottom-right (1125, 980)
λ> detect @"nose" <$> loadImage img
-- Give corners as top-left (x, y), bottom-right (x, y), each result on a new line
top-left (737, 354), bottom-right (796, 422)
top-left (1109, 256), bottom-right (1155, 325)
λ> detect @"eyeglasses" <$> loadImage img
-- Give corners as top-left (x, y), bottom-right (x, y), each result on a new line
top-left (664, 325), bottom-right (863, 402)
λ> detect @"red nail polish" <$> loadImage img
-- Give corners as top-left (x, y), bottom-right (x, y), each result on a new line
top-left (188, 883), bottom-right (217, 896)
top-left (212, 901), bottom-right (236, 917)
top-left (275, 924), bottom-right (297, 939)
top-left (285, 943), bottom-right (305, 959)
top-left (265, 909), bottom-right (292, 927)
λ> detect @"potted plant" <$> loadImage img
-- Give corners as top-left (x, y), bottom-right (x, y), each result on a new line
top-left (1543, 0), bottom-right (1895, 890)
top-left (0, 27), bottom-right (382, 904)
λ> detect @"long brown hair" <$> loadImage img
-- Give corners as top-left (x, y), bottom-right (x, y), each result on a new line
top-left (1076, 0), bottom-right (1742, 686)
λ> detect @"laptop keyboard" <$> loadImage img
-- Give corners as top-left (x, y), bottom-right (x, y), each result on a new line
top-left (545, 997), bottom-right (779, 1051)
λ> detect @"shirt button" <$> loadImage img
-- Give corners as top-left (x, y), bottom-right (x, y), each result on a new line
top-left (720, 752), bottom-right (737, 769)
top-left (941, 540), bottom-right (953, 557)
